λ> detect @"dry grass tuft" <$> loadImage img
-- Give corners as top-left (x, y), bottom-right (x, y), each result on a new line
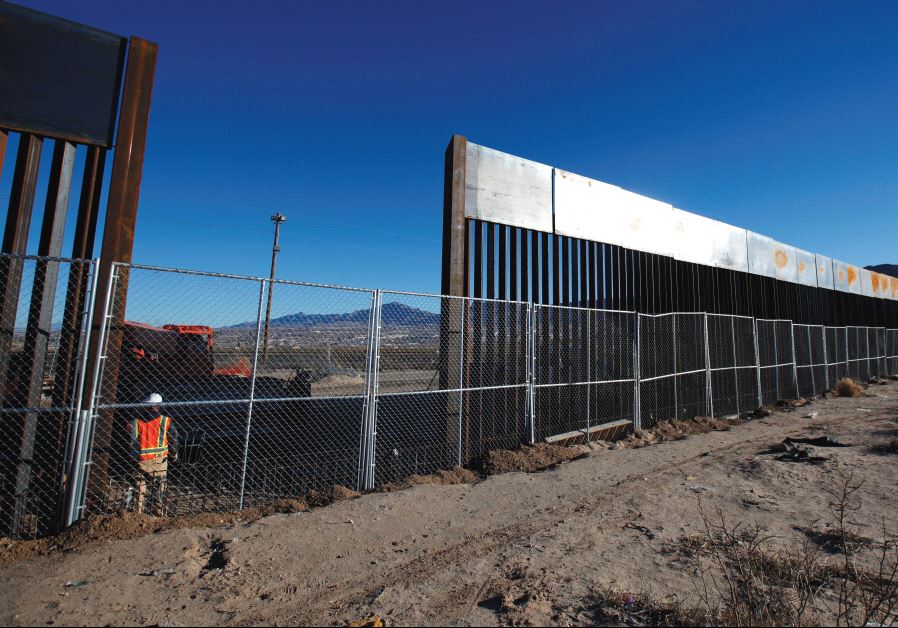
top-left (834, 378), bottom-right (864, 398)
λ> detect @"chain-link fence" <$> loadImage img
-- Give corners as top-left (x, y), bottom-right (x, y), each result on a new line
top-left (4, 257), bottom-right (898, 537)
top-left (886, 329), bottom-right (898, 376)
top-left (706, 314), bottom-right (759, 419)
top-left (0, 255), bottom-right (98, 539)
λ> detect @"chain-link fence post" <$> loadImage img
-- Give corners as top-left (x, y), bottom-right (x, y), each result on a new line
top-left (237, 279), bottom-right (267, 510)
top-left (525, 302), bottom-right (536, 444)
top-left (62, 260), bottom-right (102, 528)
top-left (823, 325), bottom-right (830, 391)
top-left (672, 314), bottom-right (679, 419)
top-left (703, 313), bottom-right (712, 418)
top-left (456, 299), bottom-right (465, 467)
top-left (791, 323), bottom-right (799, 399)
top-left (730, 316), bottom-right (740, 417)
top-left (358, 290), bottom-right (382, 492)
top-left (633, 313), bottom-right (641, 430)
top-left (753, 318), bottom-right (762, 408)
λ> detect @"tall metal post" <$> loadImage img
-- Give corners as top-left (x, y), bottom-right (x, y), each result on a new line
top-left (703, 313), bottom-right (713, 418)
top-left (822, 327), bottom-right (830, 392)
top-left (672, 315), bottom-right (679, 420)
top-left (525, 303), bottom-right (536, 444)
top-left (262, 212), bottom-right (286, 362)
top-left (753, 318), bottom-right (762, 408)
top-left (238, 279), bottom-right (267, 510)
top-left (456, 300), bottom-right (465, 467)
top-left (633, 314), bottom-right (641, 430)
top-left (730, 316), bottom-right (740, 416)
top-left (791, 323), bottom-right (799, 399)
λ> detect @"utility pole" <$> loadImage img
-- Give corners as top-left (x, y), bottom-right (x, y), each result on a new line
top-left (263, 212), bottom-right (286, 362)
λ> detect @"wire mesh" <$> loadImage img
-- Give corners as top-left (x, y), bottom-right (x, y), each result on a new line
top-left (707, 314), bottom-right (758, 418)
top-left (0, 255), bottom-right (97, 538)
top-left (8, 257), bottom-right (897, 536)
top-left (532, 306), bottom-right (634, 442)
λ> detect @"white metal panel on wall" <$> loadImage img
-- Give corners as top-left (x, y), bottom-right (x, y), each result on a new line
top-left (670, 209), bottom-right (717, 267)
top-left (712, 221), bottom-right (749, 272)
top-left (554, 169), bottom-right (675, 256)
top-left (860, 268), bottom-right (874, 297)
top-left (815, 255), bottom-right (834, 290)
top-left (832, 260), bottom-right (850, 292)
top-left (464, 142), bottom-right (553, 232)
top-left (795, 248), bottom-right (818, 287)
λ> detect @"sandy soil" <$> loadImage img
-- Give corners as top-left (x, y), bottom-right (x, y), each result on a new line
top-left (2, 382), bottom-right (898, 627)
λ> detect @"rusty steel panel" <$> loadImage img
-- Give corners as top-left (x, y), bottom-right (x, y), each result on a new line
top-left (0, 2), bottom-right (127, 146)
top-left (815, 254), bottom-right (834, 290)
top-left (554, 168), bottom-right (674, 256)
top-left (872, 270), bottom-right (891, 299)
top-left (464, 142), bottom-right (552, 232)
top-left (795, 248), bottom-right (818, 287)
top-left (747, 232), bottom-right (797, 282)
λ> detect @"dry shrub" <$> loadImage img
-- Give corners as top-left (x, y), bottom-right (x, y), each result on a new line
top-left (835, 378), bottom-right (863, 398)
top-left (869, 439), bottom-right (898, 456)
top-left (688, 468), bottom-right (898, 626)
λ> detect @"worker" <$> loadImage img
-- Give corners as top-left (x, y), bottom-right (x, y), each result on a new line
top-left (131, 393), bottom-right (178, 514)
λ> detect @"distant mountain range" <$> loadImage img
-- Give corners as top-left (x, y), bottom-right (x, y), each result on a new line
top-left (231, 301), bottom-right (440, 329)
top-left (866, 264), bottom-right (898, 278)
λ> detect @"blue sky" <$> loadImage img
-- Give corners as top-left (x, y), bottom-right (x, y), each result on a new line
top-left (4, 0), bottom-right (898, 296)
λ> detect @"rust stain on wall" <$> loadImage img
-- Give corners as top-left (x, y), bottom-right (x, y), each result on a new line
top-left (872, 272), bottom-right (880, 294)
top-left (893, 277), bottom-right (898, 297)
top-left (798, 261), bottom-right (807, 274)
top-left (847, 266), bottom-right (858, 285)
top-left (775, 248), bottom-right (789, 269)
top-left (838, 270), bottom-right (846, 283)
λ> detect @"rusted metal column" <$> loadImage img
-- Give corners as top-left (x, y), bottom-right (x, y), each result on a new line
top-left (0, 133), bottom-right (44, 403)
top-left (10, 139), bottom-right (76, 536)
top-left (439, 135), bottom-right (467, 454)
top-left (82, 36), bottom-right (157, 504)
top-left (53, 147), bottom-right (107, 410)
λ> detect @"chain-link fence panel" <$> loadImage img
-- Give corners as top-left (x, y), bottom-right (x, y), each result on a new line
top-left (85, 266), bottom-right (268, 517)
top-left (369, 292), bottom-right (466, 487)
top-left (794, 324), bottom-right (826, 398)
top-left (707, 314), bottom-right (758, 418)
top-left (638, 313), bottom-right (675, 428)
top-left (532, 306), bottom-right (634, 443)
top-left (886, 329), bottom-right (898, 377)
top-left (243, 279), bottom-right (374, 505)
top-left (673, 313), bottom-right (708, 420)
top-left (0, 255), bottom-right (97, 538)
top-left (756, 319), bottom-right (796, 405)
top-left (873, 327), bottom-right (887, 378)
top-left (825, 327), bottom-right (848, 385)
top-left (461, 298), bottom-right (530, 463)
top-left (847, 326), bottom-right (868, 381)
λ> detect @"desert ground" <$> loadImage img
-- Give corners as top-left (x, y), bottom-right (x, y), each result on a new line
top-left (2, 380), bottom-right (897, 626)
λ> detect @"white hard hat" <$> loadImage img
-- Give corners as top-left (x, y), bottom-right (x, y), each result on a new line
top-left (144, 393), bottom-right (163, 404)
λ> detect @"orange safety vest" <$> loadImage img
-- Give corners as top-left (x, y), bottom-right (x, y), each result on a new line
top-left (131, 415), bottom-right (171, 461)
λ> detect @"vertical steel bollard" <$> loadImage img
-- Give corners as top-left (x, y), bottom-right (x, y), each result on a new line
top-left (703, 313), bottom-right (713, 418)
top-left (753, 318), bottom-right (763, 408)
top-left (238, 279), bottom-right (267, 511)
top-left (633, 314), bottom-right (641, 431)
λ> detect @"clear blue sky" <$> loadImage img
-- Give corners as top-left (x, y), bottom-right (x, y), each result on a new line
top-left (6, 0), bottom-right (898, 295)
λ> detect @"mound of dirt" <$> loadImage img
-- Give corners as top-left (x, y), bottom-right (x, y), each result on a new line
top-left (376, 467), bottom-right (481, 493)
top-left (305, 485), bottom-right (360, 508)
top-left (615, 416), bottom-right (740, 449)
top-left (480, 443), bottom-right (587, 475)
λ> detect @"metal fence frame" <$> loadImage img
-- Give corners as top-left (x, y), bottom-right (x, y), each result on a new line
top-left (3, 257), bottom-right (898, 537)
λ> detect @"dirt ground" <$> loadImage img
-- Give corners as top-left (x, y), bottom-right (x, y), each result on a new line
top-left (2, 381), bottom-right (898, 627)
